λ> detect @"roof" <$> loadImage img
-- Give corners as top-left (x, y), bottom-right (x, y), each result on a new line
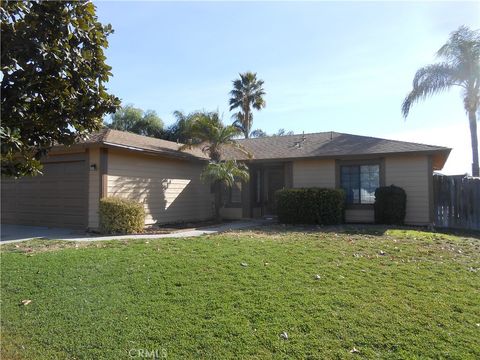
top-left (221, 131), bottom-right (451, 169)
top-left (76, 129), bottom-right (450, 169)
top-left (80, 128), bottom-right (209, 161)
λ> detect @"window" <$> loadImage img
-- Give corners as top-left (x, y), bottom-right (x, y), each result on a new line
top-left (223, 181), bottom-right (242, 206)
top-left (230, 181), bottom-right (242, 203)
top-left (340, 164), bottom-right (379, 204)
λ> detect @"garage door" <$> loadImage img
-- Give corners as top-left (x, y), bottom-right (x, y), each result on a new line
top-left (1, 159), bottom-right (88, 229)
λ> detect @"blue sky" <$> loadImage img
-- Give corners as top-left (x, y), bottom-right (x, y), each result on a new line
top-left (95, 1), bottom-right (479, 174)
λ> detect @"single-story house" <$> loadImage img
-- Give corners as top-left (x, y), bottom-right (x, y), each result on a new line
top-left (1, 129), bottom-right (451, 230)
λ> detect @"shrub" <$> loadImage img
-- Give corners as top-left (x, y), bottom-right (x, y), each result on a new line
top-left (374, 185), bottom-right (407, 225)
top-left (99, 197), bottom-right (145, 234)
top-left (276, 188), bottom-right (345, 225)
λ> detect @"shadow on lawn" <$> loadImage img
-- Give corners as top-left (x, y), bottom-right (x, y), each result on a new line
top-left (246, 222), bottom-right (480, 239)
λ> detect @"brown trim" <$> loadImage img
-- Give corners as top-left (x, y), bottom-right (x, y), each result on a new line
top-left (242, 173), bottom-right (252, 218)
top-left (284, 162), bottom-right (293, 188)
top-left (42, 152), bottom-right (87, 163)
top-left (427, 155), bottom-right (434, 224)
top-left (101, 143), bottom-right (208, 163)
top-left (239, 149), bottom-right (451, 167)
top-left (100, 147), bottom-right (108, 198)
top-left (335, 158), bottom-right (385, 208)
top-left (335, 158), bottom-right (385, 187)
top-left (84, 148), bottom-right (90, 230)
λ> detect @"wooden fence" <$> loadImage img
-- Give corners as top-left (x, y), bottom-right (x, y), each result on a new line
top-left (433, 174), bottom-right (480, 231)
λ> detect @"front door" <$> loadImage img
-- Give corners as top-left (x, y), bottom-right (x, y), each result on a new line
top-left (265, 167), bottom-right (285, 215)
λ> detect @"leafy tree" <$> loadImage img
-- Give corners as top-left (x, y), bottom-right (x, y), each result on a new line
top-left (160, 110), bottom-right (198, 143)
top-left (250, 129), bottom-right (268, 138)
top-left (274, 128), bottom-right (294, 137)
top-left (229, 72), bottom-right (266, 138)
top-left (402, 26), bottom-right (480, 176)
top-left (181, 111), bottom-right (250, 219)
top-left (1, 1), bottom-right (120, 177)
top-left (185, 111), bottom-right (248, 161)
top-left (250, 128), bottom-right (294, 138)
top-left (106, 105), bottom-right (163, 137)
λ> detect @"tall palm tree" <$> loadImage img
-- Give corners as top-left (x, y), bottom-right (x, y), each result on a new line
top-left (402, 26), bottom-right (480, 176)
top-left (181, 111), bottom-right (250, 219)
top-left (229, 72), bottom-right (266, 138)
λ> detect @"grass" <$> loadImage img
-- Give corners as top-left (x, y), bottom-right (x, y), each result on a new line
top-left (1, 226), bottom-right (479, 359)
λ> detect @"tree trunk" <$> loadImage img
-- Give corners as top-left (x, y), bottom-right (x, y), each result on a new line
top-left (243, 107), bottom-right (250, 138)
top-left (469, 110), bottom-right (479, 177)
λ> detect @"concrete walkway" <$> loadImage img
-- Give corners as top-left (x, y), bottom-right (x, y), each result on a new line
top-left (0, 220), bottom-right (267, 244)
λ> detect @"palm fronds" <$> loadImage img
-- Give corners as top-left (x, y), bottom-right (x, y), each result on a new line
top-left (402, 25), bottom-right (480, 176)
top-left (228, 72), bottom-right (266, 138)
top-left (200, 160), bottom-right (249, 186)
top-left (402, 63), bottom-right (460, 117)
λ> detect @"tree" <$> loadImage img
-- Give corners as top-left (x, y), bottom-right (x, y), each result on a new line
top-left (250, 129), bottom-right (268, 138)
top-left (106, 105), bottom-right (163, 137)
top-left (273, 128), bottom-right (294, 137)
top-left (229, 72), bottom-right (266, 138)
top-left (250, 128), bottom-right (294, 138)
top-left (160, 110), bottom-right (198, 143)
top-left (1, 1), bottom-right (120, 177)
top-left (181, 111), bottom-right (250, 220)
top-left (402, 26), bottom-right (480, 176)
top-left (185, 111), bottom-right (248, 162)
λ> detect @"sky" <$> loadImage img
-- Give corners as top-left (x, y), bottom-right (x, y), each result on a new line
top-left (95, 1), bottom-right (480, 175)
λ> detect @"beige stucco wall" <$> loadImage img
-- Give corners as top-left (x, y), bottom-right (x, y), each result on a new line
top-left (291, 155), bottom-right (432, 225)
top-left (106, 149), bottom-right (213, 225)
top-left (345, 209), bottom-right (375, 223)
top-left (88, 147), bottom-right (101, 229)
top-left (385, 154), bottom-right (431, 225)
top-left (292, 159), bottom-right (336, 188)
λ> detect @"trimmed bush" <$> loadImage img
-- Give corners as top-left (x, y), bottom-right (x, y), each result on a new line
top-left (99, 197), bottom-right (145, 234)
top-left (374, 185), bottom-right (407, 225)
top-left (276, 188), bottom-right (345, 225)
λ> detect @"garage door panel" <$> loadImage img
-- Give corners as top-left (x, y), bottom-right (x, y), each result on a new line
top-left (1, 159), bottom-right (87, 229)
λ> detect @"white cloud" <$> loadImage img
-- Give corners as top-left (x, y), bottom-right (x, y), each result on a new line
top-left (383, 122), bottom-right (475, 175)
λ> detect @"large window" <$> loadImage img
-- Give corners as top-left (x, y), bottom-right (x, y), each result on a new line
top-left (340, 164), bottom-right (379, 204)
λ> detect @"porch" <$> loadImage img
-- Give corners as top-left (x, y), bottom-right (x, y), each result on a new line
top-left (220, 161), bottom-right (293, 219)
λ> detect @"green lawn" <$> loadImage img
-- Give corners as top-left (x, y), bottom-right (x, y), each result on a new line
top-left (1, 226), bottom-right (479, 359)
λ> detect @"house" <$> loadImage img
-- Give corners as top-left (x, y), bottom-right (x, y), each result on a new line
top-left (1, 129), bottom-right (451, 230)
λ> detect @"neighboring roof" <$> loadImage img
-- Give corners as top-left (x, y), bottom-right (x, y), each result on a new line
top-left (74, 129), bottom-right (450, 169)
top-left (221, 131), bottom-right (451, 169)
top-left (81, 128), bottom-right (209, 161)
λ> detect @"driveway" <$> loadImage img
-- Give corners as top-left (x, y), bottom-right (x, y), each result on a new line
top-left (0, 224), bottom-right (86, 242)
top-left (0, 220), bottom-right (268, 244)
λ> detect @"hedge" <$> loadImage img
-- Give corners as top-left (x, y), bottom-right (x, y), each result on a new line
top-left (99, 197), bottom-right (145, 234)
top-left (276, 188), bottom-right (345, 225)
top-left (374, 185), bottom-right (407, 225)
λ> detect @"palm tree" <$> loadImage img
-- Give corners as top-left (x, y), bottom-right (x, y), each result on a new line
top-left (229, 72), bottom-right (266, 138)
top-left (181, 111), bottom-right (250, 219)
top-left (201, 160), bottom-right (250, 219)
top-left (185, 111), bottom-right (248, 161)
top-left (402, 26), bottom-right (480, 176)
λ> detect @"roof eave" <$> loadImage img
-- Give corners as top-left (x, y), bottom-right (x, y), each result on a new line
top-left (228, 148), bottom-right (453, 165)
top-left (100, 142), bottom-right (209, 162)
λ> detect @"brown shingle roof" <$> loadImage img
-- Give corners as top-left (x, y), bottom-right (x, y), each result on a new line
top-left (221, 131), bottom-right (451, 169)
top-left (79, 129), bottom-right (451, 169)
top-left (82, 129), bottom-right (209, 161)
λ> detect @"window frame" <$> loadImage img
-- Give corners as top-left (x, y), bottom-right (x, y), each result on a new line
top-left (223, 180), bottom-right (243, 208)
top-left (335, 158), bottom-right (385, 209)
